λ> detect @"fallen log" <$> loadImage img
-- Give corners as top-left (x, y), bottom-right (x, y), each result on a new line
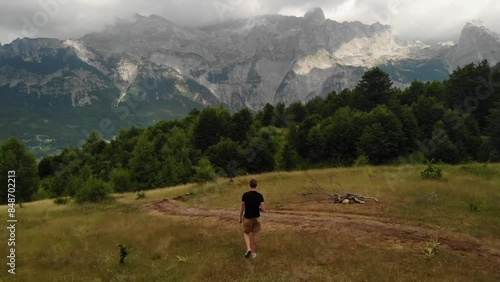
top-left (304, 171), bottom-right (379, 204)
top-left (333, 193), bottom-right (379, 204)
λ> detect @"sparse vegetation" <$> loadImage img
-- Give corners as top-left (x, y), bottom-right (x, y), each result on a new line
top-left (3, 164), bottom-right (500, 281)
top-left (1, 61), bottom-right (499, 281)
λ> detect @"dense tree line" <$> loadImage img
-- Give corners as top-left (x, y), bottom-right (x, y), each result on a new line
top-left (283, 61), bottom-right (500, 167)
top-left (1, 60), bottom-right (499, 203)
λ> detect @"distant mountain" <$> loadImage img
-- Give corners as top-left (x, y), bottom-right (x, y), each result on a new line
top-left (1, 8), bottom-right (499, 156)
top-left (447, 20), bottom-right (500, 69)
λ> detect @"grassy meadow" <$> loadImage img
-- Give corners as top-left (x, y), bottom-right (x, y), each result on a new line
top-left (1, 164), bottom-right (500, 281)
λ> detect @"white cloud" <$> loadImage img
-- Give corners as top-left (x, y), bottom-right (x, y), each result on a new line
top-left (0, 0), bottom-right (499, 45)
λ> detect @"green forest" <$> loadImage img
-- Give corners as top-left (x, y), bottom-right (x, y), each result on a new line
top-left (1, 60), bottom-right (500, 204)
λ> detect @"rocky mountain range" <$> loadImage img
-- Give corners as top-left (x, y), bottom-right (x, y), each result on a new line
top-left (1, 8), bottom-right (500, 156)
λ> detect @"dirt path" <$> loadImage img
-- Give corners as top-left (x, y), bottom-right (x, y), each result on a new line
top-left (144, 198), bottom-right (500, 258)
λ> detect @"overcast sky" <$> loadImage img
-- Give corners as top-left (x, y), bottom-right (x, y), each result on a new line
top-left (1, 0), bottom-right (499, 45)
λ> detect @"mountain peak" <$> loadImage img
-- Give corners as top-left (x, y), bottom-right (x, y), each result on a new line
top-left (135, 13), bottom-right (172, 23)
top-left (460, 19), bottom-right (499, 41)
top-left (304, 7), bottom-right (326, 25)
top-left (450, 19), bottom-right (500, 68)
top-left (465, 19), bottom-right (485, 28)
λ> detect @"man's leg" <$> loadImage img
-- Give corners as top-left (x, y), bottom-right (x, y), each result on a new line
top-left (242, 219), bottom-right (253, 257)
top-left (251, 231), bottom-right (260, 253)
top-left (244, 232), bottom-right (252, 258)
top-left (244, 232), bottom-right (252, 251)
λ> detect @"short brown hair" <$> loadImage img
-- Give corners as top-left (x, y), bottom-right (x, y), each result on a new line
top-left (249, 179), bottom-right (257, 188)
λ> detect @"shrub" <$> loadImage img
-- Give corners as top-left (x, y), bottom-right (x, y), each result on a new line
top-left (110, 168), bottom-right (134, 192)
top-left (353, 154), bottom-right (370, 167)
top-left (119, 245), bottom-right (128, 264)
top-left (32, 187), bottom-right (50, 201)
top-left (75, 177), bottom-right (112, 204)
top-left (53, 197), bottom-right (69, 205)
top-left (67, 175), bottom-right (85, 197)
top-left (424, 238), bottom-right (440, 258)
top-left (476, 137), bottom-right (500, 162)
top-left (461, 162), bottom-right (497, 178)
top-left (279, 142), bottom-right (301, 171)
top-left (136, 190), bottom-right (146, 200)
top-left (469, 200), bottom-right (480, 212)
top-left (39, 176), bottom-right (59, 198)
top-left (420, 162), bottom-right (443, 179)
top-left (192, 157), bottom-right (216, 183)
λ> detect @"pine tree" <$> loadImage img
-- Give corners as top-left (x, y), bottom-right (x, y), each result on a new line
top-left (355, 67), bottom-right (394, 111)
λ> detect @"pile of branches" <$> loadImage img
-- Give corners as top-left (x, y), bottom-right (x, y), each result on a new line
top-left (333, 193), bottom-right (378, 204)
top-left (305, 171), bottom-right (379, 205)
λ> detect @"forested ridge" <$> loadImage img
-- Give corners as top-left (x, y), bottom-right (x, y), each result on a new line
top-left (1, 60), bottom-right (500, 203)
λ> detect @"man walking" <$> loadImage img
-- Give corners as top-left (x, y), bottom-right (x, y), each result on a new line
top-left (239, 178), bottom-right (266, 259)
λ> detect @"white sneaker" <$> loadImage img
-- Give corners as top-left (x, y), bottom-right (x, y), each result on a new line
top-left (251, 253), bottom-right (257, 259)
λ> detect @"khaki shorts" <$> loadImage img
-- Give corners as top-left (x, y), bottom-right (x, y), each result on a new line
top-left (243, 218), bottom-right (261, 234)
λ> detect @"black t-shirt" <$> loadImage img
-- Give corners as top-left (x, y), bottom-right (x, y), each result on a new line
top-left (242, 190), bottom-right (264, 219)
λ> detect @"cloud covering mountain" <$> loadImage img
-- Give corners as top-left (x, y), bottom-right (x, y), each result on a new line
top-left (1, 0), bottom-right (499, 45)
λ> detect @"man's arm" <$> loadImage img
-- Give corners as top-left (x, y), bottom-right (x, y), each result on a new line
top-left (260, 202), bottom-right (266, 213)
top-left (239, 202), bottom-right (245, 223)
